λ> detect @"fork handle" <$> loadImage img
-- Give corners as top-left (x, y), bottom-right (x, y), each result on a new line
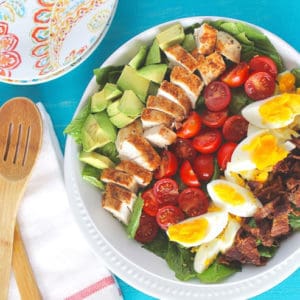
top-left (13, 222), bottom-right (42, 300)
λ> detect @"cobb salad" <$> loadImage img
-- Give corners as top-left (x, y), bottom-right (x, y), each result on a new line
top-left (65, 19), bottom-right (300, 283)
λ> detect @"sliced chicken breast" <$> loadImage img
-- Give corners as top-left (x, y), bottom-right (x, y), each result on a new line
top-left (158, 80), bottom-right (192, 114)
top-left (143, 124), bottom-right (177, 148)
top-left (215, 31), bottom-right (241, 63)
top-left (116, 160), bottom-right (153, 187)
top-left (117, 134), bottom-right (161, 171)
top-left (141, 108), bottom-right (174, 129)
top-left (102, 183), bottom-right (136, 224)
top-left (197, 51), bottom-right (226, 85)
top-left (164, 44), bottom-right (199, 73)
top-left (170, 65), bottom-right (204, 108)
top-left (194, 23), bottom-right (218, 55)
top-left (146, 95), bottom-right (185, 120)
top-left (101, 168), bottom-right (138, 192)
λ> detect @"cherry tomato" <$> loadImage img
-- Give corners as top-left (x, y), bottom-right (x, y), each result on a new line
top-left (135, 213), bottom-right (159, 243)
top-left (221, 62), bottom-right (250, 87)
top-left (193, 154), bottom-right (214, 181)
top-left (177, 111), bottom-right (202, 138)
top-left (244, 71), bottom-right (276, 100)
top-left (172, 138), bottom-right (197, 162)
top-left (154, 150), bottom-right (178, 179)
top-left (202, 108), bottom-right (228, 128)
top-left (204, 81), bottom-right (232, 112)
top-left (153, 178), bottom-right (179, 206)
top-left (179, 160), bottom-right (201, 187)
top-left (142, 189), bottom-right (159, 217)
top-left (192, 128), bottom-right (222, 154)
top-left (178, 187), bottom-right (209, 217)
top-left (217, 142), bottom-right (238, 170)
top-left (222, 115), bottom-right (249, 142)
top-left (156, 205), bottom-right (185, 230)
top-left (249, 55), bottom-right (278, 78)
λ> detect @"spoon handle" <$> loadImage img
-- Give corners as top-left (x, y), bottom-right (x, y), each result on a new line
top-left (13, 222), bottom-right (42, 300)
top-left (0, 178), bottom-right (26, 300)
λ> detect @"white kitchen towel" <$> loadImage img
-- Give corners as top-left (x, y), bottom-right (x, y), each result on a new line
top-left (8, 103), bottom-right (123, 300)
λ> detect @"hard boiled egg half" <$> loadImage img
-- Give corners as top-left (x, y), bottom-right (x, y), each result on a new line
top-left (242, 93), bottom-right (300, 129)
top-left (207, 179), bottom-right (262, 217)
top-left (167, 211), bottom-right (228, 248)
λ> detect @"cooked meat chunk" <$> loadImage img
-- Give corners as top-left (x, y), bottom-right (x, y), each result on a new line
top-left (194, 23), bottom-right (217, 55)
top-left (116, 160), bottom-right (153, 187)
top-left (141, 108), bottom-right (174, 129)
top-left (143, 124), bottom-right (177, 148)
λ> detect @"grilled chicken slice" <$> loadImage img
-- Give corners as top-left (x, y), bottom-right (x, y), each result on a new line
top-left (194, 23), bottom-right (217, 55)
top-left (216, 31), bottom-right (241, 63)
top-left (158, 80), bottom-right (192, 114)
top-left (115, 118), bottom-right (143, 153)
top-left (141, 108), bottom-right (174, 129)
top-left (102, 183), bottom-right (136, 224)
top-left (164, 44), bottom-right (199, 73)
top-left (116, 160), bottom-right (153, 187)
top-left (197, 51), bottom-right (226, 85)
top-left (146, 95), bottom-right (185, 120)
top-left (143, 124), bottom-right (177, 148)
top-left (170, 65), bottom-right (204, 108)
top-left (117, 134), bottom-right (160, 171)
top-left (101, 168), bottom-right (138, 192)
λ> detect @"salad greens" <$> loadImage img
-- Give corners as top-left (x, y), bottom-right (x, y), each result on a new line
top-left (127, 194), bottom-right (144, 238)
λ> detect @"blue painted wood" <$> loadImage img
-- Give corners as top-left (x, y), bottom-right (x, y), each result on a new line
top-left (1, 0), bottom-right (300, 299)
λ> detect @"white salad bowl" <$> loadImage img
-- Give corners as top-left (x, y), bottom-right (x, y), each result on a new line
top-left (0, 0), bottom-right (118, 85)
top-left (64, 16), bottom-right (300, 300)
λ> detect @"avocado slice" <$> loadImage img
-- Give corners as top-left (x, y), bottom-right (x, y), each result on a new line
top-left (128, 45), bottom-right (148, 69)
top-left (81, 112), bottom-right (117, 152)
top-left (91, 83), bottom-right (122, 113)
top-left (118, 90), bottom-right (144, 117)
top-left (117, 65), bottom-right (158, 102)
top-left (145, 38), bottom-right (161, 65)
top-left (156, 22), bottom-right (185, 50)
top-left (137, 64), bottom-right (168, 84)
top-left (182, 33), bottom-right (196, 52)
top-left (107, 99), bottom-right (121, 117)
top-left (79, 151), bottom-right (115, 169)
top-left (110, 112), bottom-right (136, 128)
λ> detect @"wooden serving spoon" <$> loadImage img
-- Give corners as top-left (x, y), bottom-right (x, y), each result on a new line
top-left (0, 97), bottom-right (43, 300)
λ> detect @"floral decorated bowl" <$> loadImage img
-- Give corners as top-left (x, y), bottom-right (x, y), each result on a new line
top-left (0, 0), bottom-right (118, 85)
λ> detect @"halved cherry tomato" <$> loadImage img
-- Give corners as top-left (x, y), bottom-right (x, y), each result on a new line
top-left (178, 187), bottom-right (209, 217)
top-left (202, 108), bottom-right (228, 128)
top-left (154, 150), bottom-right (178, 179)
top-left (177, 111), bottom-right (202, 138)
top-left (217, 142), bottom-right (238, 170)
top-left (193, 154), bottom-right (214, 181)
top-left (179, 160), bottom-right (200, 187)
top-left (221, 62), bottom-right (250, 87)
top-left (135, 213), bottom-right (159, 243)
top-left (156, 205), bottom-right (185, 230)
top-left (244, 71), bottom-right (276, 100)
top-left (192, 128), bottom-right (222, 154)
top-left (142, 189), bottom-right (159, 217)
top-left (204, 81), bottom-right (232, 112)
top-left (153, 178), bottom-right (179, 206)
top-left (249, 55), bottom-right (278, 78)
top-left (222, 115), bottom-right (248, 142)
top-left (171, 138), bottom-right (197, 162)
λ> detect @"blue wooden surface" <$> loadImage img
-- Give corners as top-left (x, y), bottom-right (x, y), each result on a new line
top-left (1, 0), bottom-right (300, 299)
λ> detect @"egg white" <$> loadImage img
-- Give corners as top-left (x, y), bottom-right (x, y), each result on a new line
top-left (207, 179), bottom-right (262, 217)
top-left (167, 211), bottom-right (228, 248)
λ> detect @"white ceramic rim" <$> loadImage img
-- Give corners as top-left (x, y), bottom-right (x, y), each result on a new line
top-left (0, 0), bottom-right (118, 85)
top-left (64, 16), bottom-right (300, 300)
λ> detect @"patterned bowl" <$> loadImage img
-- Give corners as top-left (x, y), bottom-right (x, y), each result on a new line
top-left (0, 0), bottom-right (118, 85)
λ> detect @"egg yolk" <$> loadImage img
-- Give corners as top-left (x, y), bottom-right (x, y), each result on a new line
top-left (259, 93), bottom-right (300, 124)
top-left (242, 133), bottom-right (289, 170)
top-left (168, 218), bottom-right (209, 244)
top-left (212, 183), bottom-right (246, 205)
